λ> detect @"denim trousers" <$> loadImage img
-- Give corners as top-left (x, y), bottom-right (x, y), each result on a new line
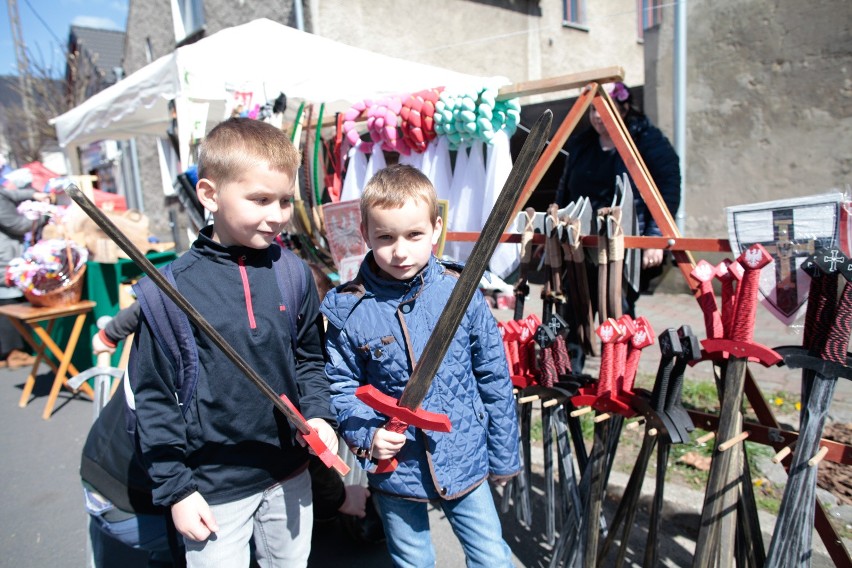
top-left (184, 469), bottom-right (313, 568)
top-left (373, 481), bottom-right (514, 568)
top-left (89, 512), bottom-right (175, 566)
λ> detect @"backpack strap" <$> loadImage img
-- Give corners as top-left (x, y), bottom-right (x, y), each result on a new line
top-left (133, 264), bottom-right (199, 418)
top-left (273, 246), bottom-right (308, 350)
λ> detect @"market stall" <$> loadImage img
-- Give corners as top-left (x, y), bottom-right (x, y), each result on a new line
top-left (51, 18), bottom-right (504, 166)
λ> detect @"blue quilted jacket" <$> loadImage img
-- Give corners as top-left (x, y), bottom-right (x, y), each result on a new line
top-left (321, 253), bottom-right (520, 500)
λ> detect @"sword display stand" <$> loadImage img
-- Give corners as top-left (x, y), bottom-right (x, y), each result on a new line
top-left (766, 250), bottom-right (852, 567)
top-left (447, 77), bottom-right (852, 566)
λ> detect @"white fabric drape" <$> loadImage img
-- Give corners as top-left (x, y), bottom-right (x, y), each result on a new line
top-left (398, 149), bottom-right (424, 171)
top-left (447, 143), bottom-right (486, 262)
top-left (430, 137), bottom-right (454, 205)
top-left (363, 148), bottom-right (387, 188)
top-left (484, 130), bottom-right (519, 279)
top-left (340, 147), bottom-right (368, 202)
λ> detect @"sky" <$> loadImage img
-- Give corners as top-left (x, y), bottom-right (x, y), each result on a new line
top-left (0, 0), bottom-right (128, 76)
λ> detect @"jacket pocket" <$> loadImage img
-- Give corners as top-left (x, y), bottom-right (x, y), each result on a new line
top-left (360, 335), bottom-right (396, 361)
top-left (360, 336), bottom-right (407, 390)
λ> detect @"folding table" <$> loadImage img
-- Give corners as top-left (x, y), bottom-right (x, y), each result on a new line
top-left (0, 300), bottom-right (96, 419)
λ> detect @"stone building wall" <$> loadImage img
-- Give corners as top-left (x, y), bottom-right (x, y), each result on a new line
top-left (647, 0), bottom-right (851, 240)
top-left (313, 0), bottom-right (644, 100)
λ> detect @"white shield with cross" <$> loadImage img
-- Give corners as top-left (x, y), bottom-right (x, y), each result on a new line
top-left (726, 192), bottom-right (843, 325)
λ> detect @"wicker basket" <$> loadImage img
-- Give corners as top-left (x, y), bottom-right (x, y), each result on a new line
top-left (24, 265), bottom-right (86, 308)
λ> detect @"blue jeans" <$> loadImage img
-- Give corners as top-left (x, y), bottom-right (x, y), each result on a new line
top-left (373, 481), bottom-right (514, 568)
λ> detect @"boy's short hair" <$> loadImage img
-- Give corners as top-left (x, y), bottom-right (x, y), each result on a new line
top-left (198, 117), bottom-right (301, 186)
top-left (360, 164), bottom-right (438, 225)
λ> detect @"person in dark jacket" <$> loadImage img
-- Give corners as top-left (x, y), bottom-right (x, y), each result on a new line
top-left (92, 301), bottom-right (141, 354)
top-left (128, 118), bottom-right (337, 566)
top-left (322, 164), bottom-right (520, 568)
top-left (556, 82), bottom-right (681, 251)
top-left (0, 185), bottom-right (50, 367)
top-left (81, 385), bottom-right (185, 567)
top-left (555, 82), bottom-right (681, 369)
top-left (82, 272), bottom-right (377, 567)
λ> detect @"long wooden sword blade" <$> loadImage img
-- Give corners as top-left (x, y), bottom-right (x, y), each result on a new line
top-left (398, 109), bottom-right (553, 409)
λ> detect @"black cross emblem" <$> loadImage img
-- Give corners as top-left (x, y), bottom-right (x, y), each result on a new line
top-left (743, 208), bottom-right (818, 317)
top-left (823, 249), bottom-right (844, 272)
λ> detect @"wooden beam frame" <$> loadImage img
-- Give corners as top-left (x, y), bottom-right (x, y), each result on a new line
top-left (493, 75), bottom-right (850, 566)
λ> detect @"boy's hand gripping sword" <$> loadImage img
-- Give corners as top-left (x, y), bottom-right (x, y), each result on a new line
top-left (356, 110), bottom-right (553, 473)
top-left (67, 185), bottom-right (350, 476)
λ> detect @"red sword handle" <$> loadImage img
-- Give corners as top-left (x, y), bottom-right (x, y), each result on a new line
top-left (703, 245), bottom-right (780, 367)
top-left (802, 256), bottom-right (838, 356)
top-left (595, 319), bottom-right (622, 397)
top-left (539, 345), bottom-right (558, 388)
top-left (585, 318), bottom-right (633, 416)
top-left (691, 259), bottom-right (723, 339)
top-left (552, 334), bottom-right (572, 376)
top-left (810, 249), bottom-right (849, 362)
top-left (355, 385), bottom-right (452, 474)
top-left (613, 315), bottom-right (636, 394)
top-left (730, 244), bottom-right (772, 344)
top-left (370, 416), bottom-right (410, 474)
top-left (277, 395), bottom-right (350, 476)
top-left (825, 282), bottom-right (852, 364)
top-left (624, 316), bottom-right (655, 393)
top-left (715, 259), bottom-right (742, 339)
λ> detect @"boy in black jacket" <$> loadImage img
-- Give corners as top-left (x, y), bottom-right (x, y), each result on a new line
top-left (128, 118), bottom-right (337, 567)
top-left (87, 265), bottom-right (377, 557)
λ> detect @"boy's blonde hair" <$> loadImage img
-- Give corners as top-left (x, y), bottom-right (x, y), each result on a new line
top-left (360, 164), bottom-right (438, 225)
top-left (198, 117), bottom-right (301, 186)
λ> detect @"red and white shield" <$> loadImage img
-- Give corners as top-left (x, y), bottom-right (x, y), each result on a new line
top-left (726, 192), bottom-right (843, 325)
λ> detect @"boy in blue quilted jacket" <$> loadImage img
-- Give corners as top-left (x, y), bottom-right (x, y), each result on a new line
top-left (321, 164), bottom-right (520, 567)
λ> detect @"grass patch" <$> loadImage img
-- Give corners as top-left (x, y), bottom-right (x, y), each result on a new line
top-left (745, 440), bottom-right (783, 514)
top-left (681, 381), bottom-right (722, 413)
top-left (667, 428), bottom-right (713, 489)
top-left (529, 417), bottom-right (542, 443)
top-left (761, 389), bottom-right (801, 416)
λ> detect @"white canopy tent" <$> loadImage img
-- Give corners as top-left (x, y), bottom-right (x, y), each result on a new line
top-left (52, 18), bottom-right (505, 150)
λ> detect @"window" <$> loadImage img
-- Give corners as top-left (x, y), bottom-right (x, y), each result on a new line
top-left (563, 0), bottom-right (586, 28)
top-left (638, 0), bottom-right (664, 41)
top-left (145, 37), bottom-right (154, 64)
top-left (171, 0), bottom-right (205, 44)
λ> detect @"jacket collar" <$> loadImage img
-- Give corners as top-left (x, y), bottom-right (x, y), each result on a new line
top-left (358, 251), bottom-right (441, 300)
top-left (192, 225), bottom-right (274, 265)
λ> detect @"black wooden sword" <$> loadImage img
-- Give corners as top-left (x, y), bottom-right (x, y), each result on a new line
top-left (66, 185), bottom-right (350, 476)
top-left (767, 250), bottom-right (852, 567)
top-left (356, 109), bottom-right (553, 473)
